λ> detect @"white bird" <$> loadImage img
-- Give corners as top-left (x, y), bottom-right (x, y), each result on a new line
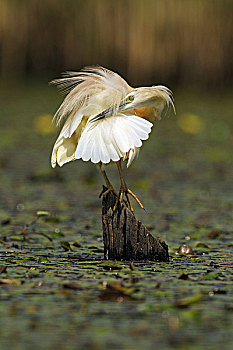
top-left (51, 66), bottom-right (174, 211)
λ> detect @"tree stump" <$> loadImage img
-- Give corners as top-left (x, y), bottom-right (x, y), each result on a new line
top-left (102, 187), bottom-right (169, 261)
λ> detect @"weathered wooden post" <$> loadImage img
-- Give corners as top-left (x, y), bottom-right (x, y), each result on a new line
top-left (102, 187), bottom-right (169, 261)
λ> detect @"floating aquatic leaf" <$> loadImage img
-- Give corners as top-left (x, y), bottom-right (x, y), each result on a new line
top-left (99, 289), bottom-right (138, 302)
top-left (89, 247), bottom-right (104, 253)
top-left (99, 282), bottom-right (139, 302)
top-left (178, 272), bottom-right (190, 280)
top-left (175, 293), bottom-right (202, 308)
top-left (211, 288), bottom-right (227, 295)
top-left (60, 241), bottom-right (73, 252)
top-left (100, 261), bottom-right (124, 271)
top-left (73, 241), bottom-right (83, 248)
top-left (103, 282), bottom-right (127, 293)
top-left (51, 231), bottom-right (64, 238)
top-left (202, 271), bottom-right (220, 280)
top-left (38, 258), bottom-right (51, 264)
top-left (205, 230), bottom-right (221, 239)
top-left (62, 282), bottom-right (82, 290)
top-left (45, 216), bottom-right (60, 224)
top-left (1, 219), bottom-right (11, 226)
top-left (0, 265), bottom-right (7, 273)
top-left (129, 262), bottom-right (136, 271)
top-left (36, 210), bottom-right (50, 217)
top-left (0, 278), bottom-right (21, 285)
top-left (195, 241), bottom-right (210, 248)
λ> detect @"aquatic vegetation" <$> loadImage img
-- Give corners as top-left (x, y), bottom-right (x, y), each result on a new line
top-left (0, 83), bottom-right (232, 349)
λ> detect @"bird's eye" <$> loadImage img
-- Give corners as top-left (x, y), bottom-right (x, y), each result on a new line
top-left (126, 95), bottom-right (134, 102)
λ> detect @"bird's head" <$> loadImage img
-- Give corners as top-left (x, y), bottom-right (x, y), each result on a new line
top-left (121, 86), bottom-right (174, 112)
top-left (90, 85), bottom-right (174, 122)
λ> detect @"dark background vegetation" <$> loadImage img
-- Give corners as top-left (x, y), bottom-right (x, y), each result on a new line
top-left (0, 1), bottom-right (232, 350)
top-left (0, 0), bottom-right (232, 87)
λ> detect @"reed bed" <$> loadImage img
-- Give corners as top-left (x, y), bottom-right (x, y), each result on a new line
top-left (0, 0), bottom-right (232, 86)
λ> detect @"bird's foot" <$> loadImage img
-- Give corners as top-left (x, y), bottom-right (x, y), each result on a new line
top-left (113, 186), bottom-right (144, 212)
top-left (99, 186), bottom-right (117, 199)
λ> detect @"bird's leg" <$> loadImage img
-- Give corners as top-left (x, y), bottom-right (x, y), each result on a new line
top-left (113, 160), bottom-right (144, 211)
top-left (98, 163), bottom-right (116, 198)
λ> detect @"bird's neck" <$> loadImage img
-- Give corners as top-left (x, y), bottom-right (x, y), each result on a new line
top-left (132, 106), bottom-right (161, 121)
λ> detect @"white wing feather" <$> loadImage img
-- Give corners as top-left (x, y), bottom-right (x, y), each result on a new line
top-left (74, 114), bottom-right (152, 166)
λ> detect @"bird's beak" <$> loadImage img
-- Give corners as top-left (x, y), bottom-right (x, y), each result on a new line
top-left (90, 101), bottom-right (127, 122)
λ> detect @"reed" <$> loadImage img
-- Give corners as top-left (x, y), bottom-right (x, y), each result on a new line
top-left (0, 0), bottom-right (232, 86)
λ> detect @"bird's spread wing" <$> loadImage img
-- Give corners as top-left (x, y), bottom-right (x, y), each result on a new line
top-left (50, 66), bottom-right (132, 125)
top-left (74, 114), bottom-right (153, 167)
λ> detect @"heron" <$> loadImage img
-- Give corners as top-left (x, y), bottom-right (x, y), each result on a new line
top-left (51, 66), bottom-right (174, 211)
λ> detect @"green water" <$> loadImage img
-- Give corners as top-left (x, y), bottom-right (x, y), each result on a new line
top-left (0, 80), bottom-right (232, 349)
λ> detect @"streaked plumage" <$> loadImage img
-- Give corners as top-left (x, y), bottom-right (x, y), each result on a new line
top-left (50, 66), bottom-right (174, 210)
